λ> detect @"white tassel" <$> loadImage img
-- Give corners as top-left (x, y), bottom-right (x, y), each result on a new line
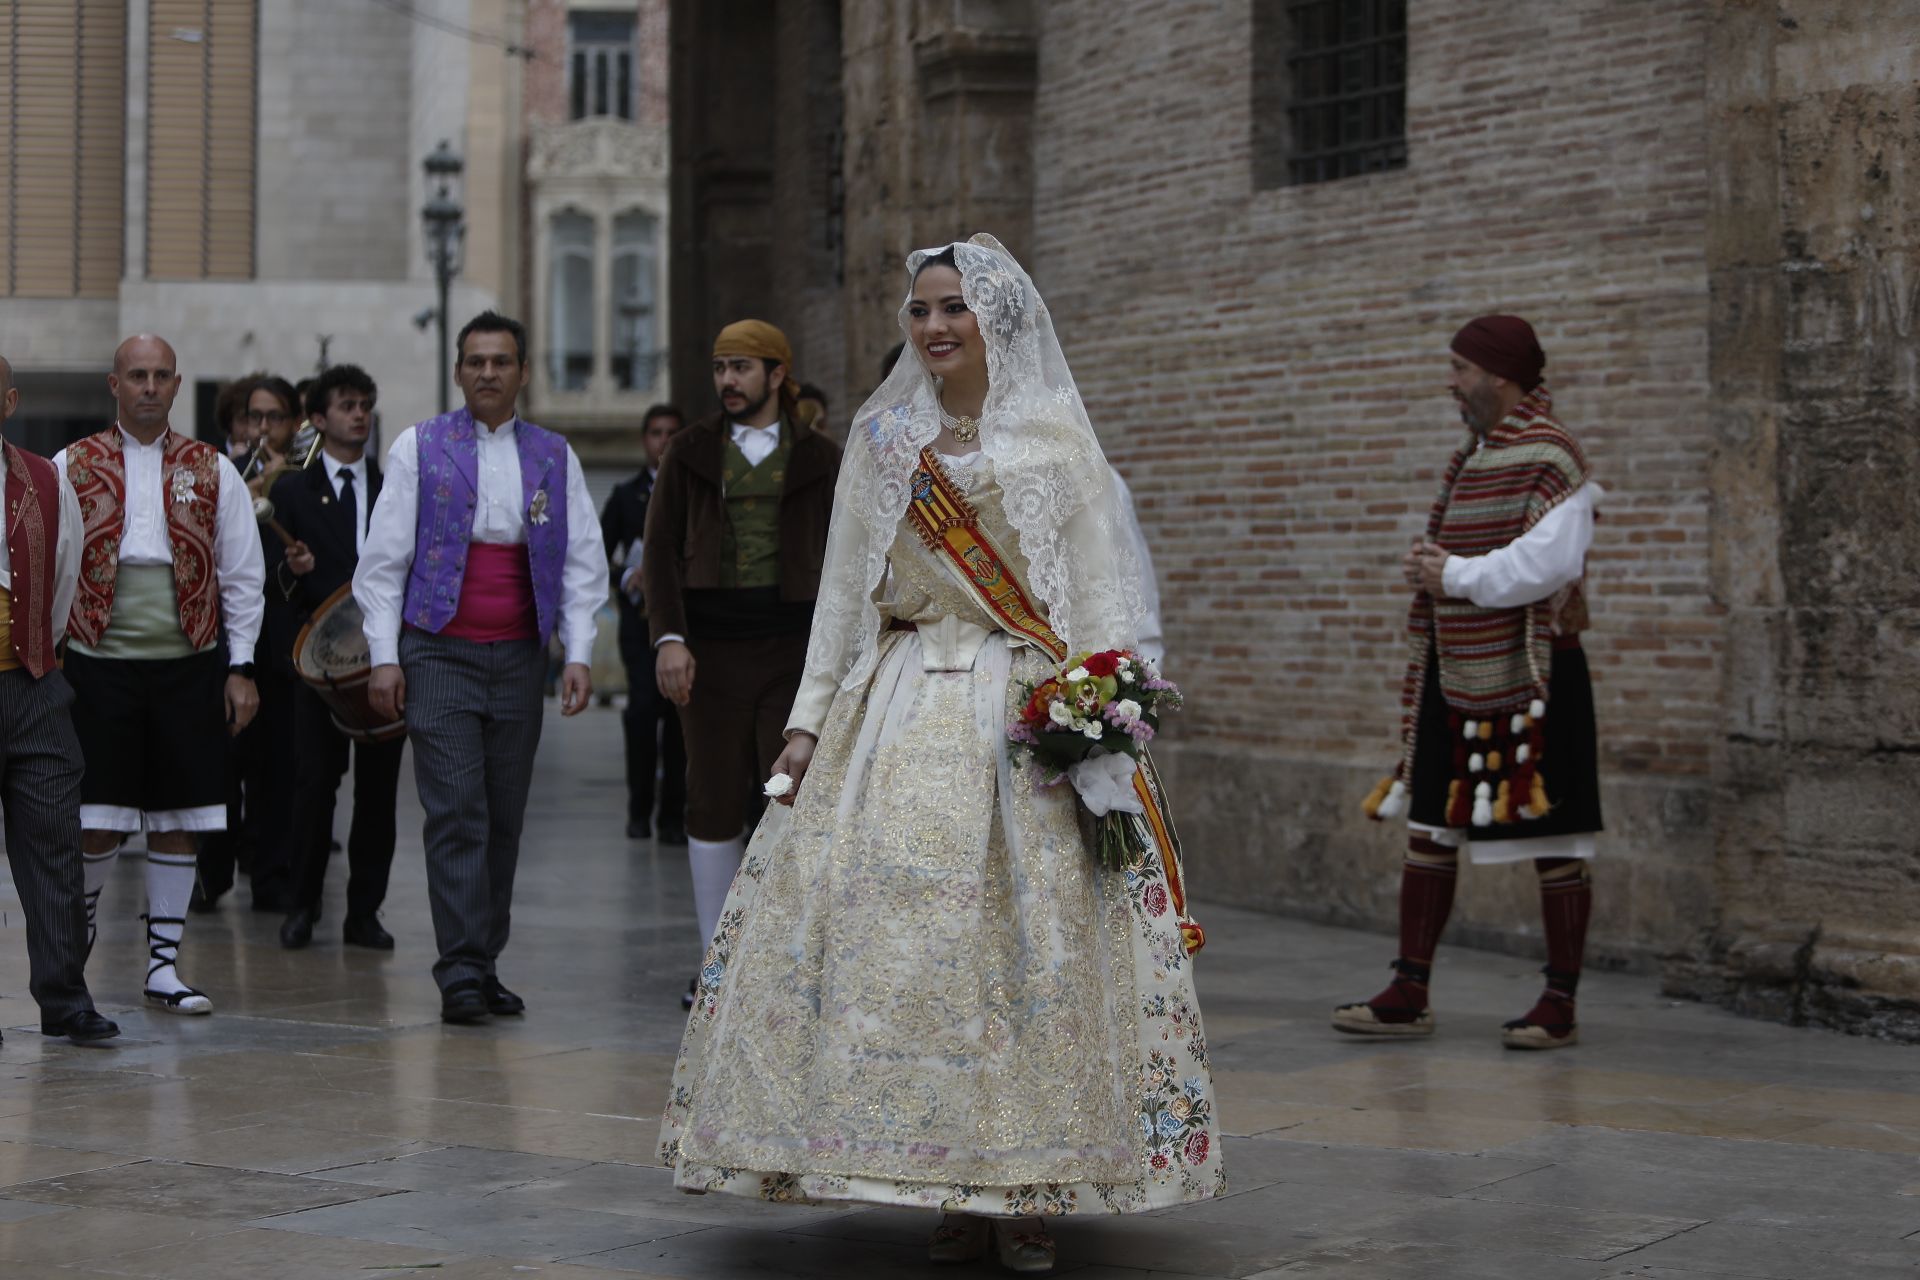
top-left (1462, 720), bottom-right (1478, 741)
top-left (1511, 713), bottom-right (1527, 735)
top-left (1529, 699), bottom-right (1546, 720)
top-left (1518, 805), bottom-right (1537, 820)
top-left (1516, 744), bottom-right (1531, 764)
top-left (1468, 752), bottom-right (1485, 774)
top-left (1471, 781), bottom-right (1494, 827)
top-left (1377, 779), bottom-right (1407, 819)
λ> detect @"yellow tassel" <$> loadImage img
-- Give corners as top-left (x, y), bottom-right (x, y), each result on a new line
top-left (1529, 774), bottom-right (1551, 816)
top-left (1478, 720), bottom-right (1493, 741)
top-left (1486, 750), bottom-right (1503, 773)
top-left (1493, 779), bottom-right (1512, 824)
top-left (1362, 776), bottom-right (1392, 819)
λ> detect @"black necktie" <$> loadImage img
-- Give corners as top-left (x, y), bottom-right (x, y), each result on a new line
top-left (337, 467), bottom-right (357, 544)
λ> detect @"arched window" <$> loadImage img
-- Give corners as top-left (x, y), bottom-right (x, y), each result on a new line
top-left (548, 210), bottom-right (595, 390)
top-left (611, 209), bottom-right (660, 391)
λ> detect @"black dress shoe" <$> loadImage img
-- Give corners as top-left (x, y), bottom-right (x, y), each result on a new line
top-left (189, 881), bottom-right (222, 913)
top-left (482, 976), bottom-right (526, 1016)
top-left (43, 1009), bottom-right (120, 1043)
top-left (440, 980), bottom-right (490, 1024)
top-left (657, 822), bottom-right (687, 846)
top-left (626, 818), bottom-right (650, 840)
top-left (280, 908), bottom-right (315, 950)
top-left (342, 915), bottom-right (395, 951)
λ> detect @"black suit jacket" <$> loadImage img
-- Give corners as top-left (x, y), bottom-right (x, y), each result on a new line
top-left (268, 456), bottom-right (383, 640)
top-left (600, 467), bottom-right (655, 662)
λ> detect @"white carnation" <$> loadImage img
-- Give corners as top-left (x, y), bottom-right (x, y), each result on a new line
top-left (1115, 699), bottom-right (1143, 722)
top-left (1048, 701), bottom-right (1074, 727)
top-left (763, 773), bottom-right (794, 798)
top-left (1065, 666), bottom-right (1090, 682)
top-left (1081, 722), bottom-right (1103, 740)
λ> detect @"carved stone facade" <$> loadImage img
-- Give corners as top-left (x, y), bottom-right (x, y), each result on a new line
top-left (670, 0), bottom-right (1920, 1038)
top-left (522, 0), bottom-right (671, 466)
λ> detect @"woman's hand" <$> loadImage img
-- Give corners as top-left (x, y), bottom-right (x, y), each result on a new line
top-left (768, 732), bottom-right (817, 806)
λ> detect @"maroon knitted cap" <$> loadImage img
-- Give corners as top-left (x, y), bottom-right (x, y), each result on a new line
top-left (1450, 315), bottom-right (1545, 390)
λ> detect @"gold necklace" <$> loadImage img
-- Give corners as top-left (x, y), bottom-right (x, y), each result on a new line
top-left (938, 404), bottom-right (980, 443)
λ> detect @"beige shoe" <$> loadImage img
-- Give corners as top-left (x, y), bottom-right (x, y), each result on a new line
top-left (992, 1218), bottom-right (1056, 1274)
top-left (928, 1213), bottom-right (987, 1265)
top-left (1502, 1021), bottom-right (1578, 1050)
top-left (1331, 1001), bottom-right (1435, 1036)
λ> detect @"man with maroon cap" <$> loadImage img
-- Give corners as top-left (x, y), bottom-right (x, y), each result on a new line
top-left (1339, 315), bottom-right (1602, 1050)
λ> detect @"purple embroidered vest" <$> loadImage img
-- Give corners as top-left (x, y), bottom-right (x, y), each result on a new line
top-left (402, 408), bottom-right (569, 645)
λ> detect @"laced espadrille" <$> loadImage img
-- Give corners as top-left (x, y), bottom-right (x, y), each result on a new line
top-left (1332, 958), bottom-right (1436, 1037)
top-left (1501, 972), bottom-right (1578, 1050)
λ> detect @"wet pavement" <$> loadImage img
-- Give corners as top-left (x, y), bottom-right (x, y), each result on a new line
top-left (1, 701), bottom-right (1916, 1278)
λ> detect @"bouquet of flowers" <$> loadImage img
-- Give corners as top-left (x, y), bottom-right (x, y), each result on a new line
top-left (1008, 649), bottom-right (1182, 870)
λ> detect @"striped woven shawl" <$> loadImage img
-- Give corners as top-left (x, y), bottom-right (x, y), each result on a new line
top-left (1403, 386), bottom-right (1588, 728)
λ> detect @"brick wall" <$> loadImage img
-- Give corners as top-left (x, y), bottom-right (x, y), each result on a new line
top-left (1027, 0), bottom-right (1718, 965)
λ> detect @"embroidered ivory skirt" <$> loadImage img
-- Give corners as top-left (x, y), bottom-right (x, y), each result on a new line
top-left (658, 628), bottom-right (1224, 1216)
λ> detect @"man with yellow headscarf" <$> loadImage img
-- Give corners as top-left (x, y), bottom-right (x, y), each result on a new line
top-left (642, 320), bottom-right (840, 1008)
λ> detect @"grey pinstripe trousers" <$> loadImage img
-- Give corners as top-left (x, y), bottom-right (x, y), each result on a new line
top-left (400, 630), bottom-right (547, 992)
top-left (0, 667), bottom-right (98, 1022)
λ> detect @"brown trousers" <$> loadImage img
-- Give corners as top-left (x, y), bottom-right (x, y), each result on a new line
top-left (680, 632), bottom-right (808, 841)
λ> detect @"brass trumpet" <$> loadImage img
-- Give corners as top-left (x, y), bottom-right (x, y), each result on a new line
top-left (249, 419), bottom-right (324, 547)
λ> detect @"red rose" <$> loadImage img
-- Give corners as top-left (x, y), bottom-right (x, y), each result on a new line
top-left (1149, 1151), bottom-right (1170, 1170)
top-left (1143, 884), bottom-right (1169, 917)
top-left (1183, 1131), bottom-right (1210, 1165)
top-left (1083, 652), bottom-right (1120, 678)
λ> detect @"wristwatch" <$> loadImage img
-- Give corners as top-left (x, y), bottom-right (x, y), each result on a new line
top-left (228, 662), bottom-right (257, 679)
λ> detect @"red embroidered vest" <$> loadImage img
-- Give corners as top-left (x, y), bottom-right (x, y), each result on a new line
top-left (2, 442), bottom-right (61, 677)
top-left (65, 428), bottom-right (222, 650)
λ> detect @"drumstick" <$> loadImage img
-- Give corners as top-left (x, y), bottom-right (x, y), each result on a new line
top-left (251, 496), bottom-right (297, 548)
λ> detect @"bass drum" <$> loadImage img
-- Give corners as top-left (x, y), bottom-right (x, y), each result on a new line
top-left (291, 584), bottom-right (407, 743)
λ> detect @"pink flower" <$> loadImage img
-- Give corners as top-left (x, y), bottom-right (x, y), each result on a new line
top-left (1183, 1131), bottom-right (1210, 1165)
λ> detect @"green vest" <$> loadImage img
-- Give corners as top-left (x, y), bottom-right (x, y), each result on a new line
top-left (718, 427), bottom-right (791, 589)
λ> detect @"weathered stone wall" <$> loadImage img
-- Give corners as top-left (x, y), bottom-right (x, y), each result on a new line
top-left (1663, 0), bottom-right (1920, 1039)
top-left (1028, 0), bottom-right (1717, 969)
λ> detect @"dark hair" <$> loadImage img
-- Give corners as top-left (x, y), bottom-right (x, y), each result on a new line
top-left (879, 342), bottom-right (904, 381)
top-left (247, 374), bottom-right (299, 418)
top-left (913, 246), bottom-right (960, 281)
top-left (456, 310), bottom-right (529, 365)
top-left (307, 364), bottom-right (377, 418)
top-left (213, 377), bottom-right (256, 435)
top-left (797, 383), bottom-right (827, 410)
top-left (640, 403), bottom-right (685, 432)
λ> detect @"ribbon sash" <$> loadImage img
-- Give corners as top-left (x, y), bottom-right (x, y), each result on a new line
top-left (903, 449), bottom-right (1205, 954)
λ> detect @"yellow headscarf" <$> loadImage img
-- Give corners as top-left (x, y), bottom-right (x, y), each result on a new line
top-left (712, 320), bottom-right (800, 416)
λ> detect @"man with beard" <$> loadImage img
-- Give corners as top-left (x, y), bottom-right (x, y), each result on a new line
top-left (1342, 314), bottom-right (1603, 1050)
top-left (274, 365), bottom-right (408, 951)
top-left (642, 321), bottom-right (839, 1007)
top-left (600, 403), bottom-right (687, 844)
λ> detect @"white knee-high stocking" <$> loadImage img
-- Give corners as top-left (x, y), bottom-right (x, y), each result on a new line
top-left (142, 852), bottom-right (205, 1005)
top-left (687, 834), bottom-right (745, 952)
top-left (81, 849), bottom-right (118, 959)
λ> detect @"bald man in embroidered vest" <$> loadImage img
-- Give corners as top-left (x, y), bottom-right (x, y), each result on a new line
top-left (0, 358), bottom-right (120, 1043)
top-left (354, 310), bottom-right (608, 1025)
top-left (642, 320), bottom-right (840, 1008)
top-left (56, 335), bottom-right (266, 1017)
top-left (1342, 315), bottom-right (1603, 1051)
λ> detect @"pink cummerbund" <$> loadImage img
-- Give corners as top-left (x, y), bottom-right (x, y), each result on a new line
top-left (438, 542), bottom-right (538, 643)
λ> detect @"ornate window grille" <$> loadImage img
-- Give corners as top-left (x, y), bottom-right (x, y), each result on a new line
top-left (1254, 0), bottom-right (1407, 188)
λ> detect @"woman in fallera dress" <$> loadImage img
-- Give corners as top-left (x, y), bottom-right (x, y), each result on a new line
top-left (658, 235), bottom-right (1222, 1274)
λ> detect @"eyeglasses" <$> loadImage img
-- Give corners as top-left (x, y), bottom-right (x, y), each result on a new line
top-left (239, 408), bottom-right (293, 424)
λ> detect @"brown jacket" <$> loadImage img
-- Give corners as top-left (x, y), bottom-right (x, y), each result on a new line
top-left (641, 411), bottom-right (841, 644)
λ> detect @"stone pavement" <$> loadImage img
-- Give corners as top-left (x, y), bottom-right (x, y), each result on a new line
top-left (0, 703), bottom-right (1916, 1279)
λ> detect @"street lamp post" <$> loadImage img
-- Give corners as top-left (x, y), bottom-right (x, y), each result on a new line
top-left (420, 140), bottom-right (467, 414)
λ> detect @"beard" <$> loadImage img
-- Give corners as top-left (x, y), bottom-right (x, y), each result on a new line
top-left (723, 385), bottom-right (770, 420)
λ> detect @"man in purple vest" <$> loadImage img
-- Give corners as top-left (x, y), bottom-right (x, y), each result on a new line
top-left (354, 311), bottom-right (608, 1024)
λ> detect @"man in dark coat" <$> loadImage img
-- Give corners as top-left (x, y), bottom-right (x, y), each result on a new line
top-left (600, 403), bottom-right (688, 844)
top-left (272, 365), bottom-right (407, 951)
top-left (642, 320), bottom-right (839, 1005)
